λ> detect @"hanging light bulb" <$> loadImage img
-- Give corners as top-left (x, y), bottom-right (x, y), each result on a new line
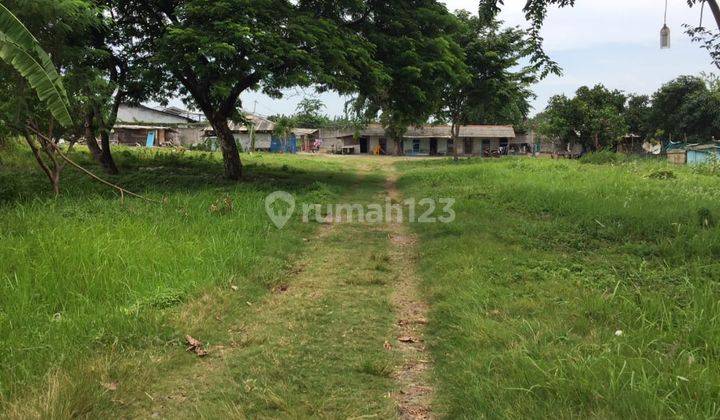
top-left (660, 24), bottom-right (671, 48)
top-left (660, 0), bottom-right (671, 49)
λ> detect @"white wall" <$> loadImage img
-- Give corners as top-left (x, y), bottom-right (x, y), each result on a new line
top-left (117, 105), bottom-right (190, 125)
top-left (234, 133), bottom-right (272, 151)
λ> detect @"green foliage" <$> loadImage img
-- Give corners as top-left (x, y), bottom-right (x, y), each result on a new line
top-left (651, 75), bottom-right (720, 142)
top-left (0, 3), bottom-right (72, 127)
top-left (624, 94), bottom-right (653, 139)
top-left (538, 85), bottom-right (628, 151)
top-left (351, 0), bottom-right (466, 140)
top-left (647, 169), bottom-right (677, 180)
top-left (579, 149), bottom-right (623, 165)
top-left (293, 98), bottom-right (331, 128)
top-left (439, 11), bottom-right (537, 135)
top-left (273, 115), bottom-right (296, 140)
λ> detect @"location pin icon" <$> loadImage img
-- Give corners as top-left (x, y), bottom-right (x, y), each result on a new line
top-left (265, 191), bottom-right (296, 229)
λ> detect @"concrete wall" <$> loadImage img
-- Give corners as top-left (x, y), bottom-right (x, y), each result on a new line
top-left (176, 127), bottom-right (205, 146)
top-left (234, 133), bottom-right (272, 151)
top-left (112, 128), bottom-right (180, 146)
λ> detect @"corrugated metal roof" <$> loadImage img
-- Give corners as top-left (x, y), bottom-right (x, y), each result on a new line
top-left (114, 124), bottom-right (179, 131)
top-left (293, 128), bottom-right (319, 136)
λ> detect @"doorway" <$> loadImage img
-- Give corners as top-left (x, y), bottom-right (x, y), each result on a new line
top-left (464, 139), bottom-right (473, 155)
top-left (429, 139), bottom-right (438, 156)
top-left (360, 138), bottom-right (369, 154)
top-left (378, 138), bottom-right (387, 155)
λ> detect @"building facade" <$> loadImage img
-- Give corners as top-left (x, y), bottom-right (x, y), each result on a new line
top-left (317, 124), bottom-right (528, 156)
top-left (112, 104), bottom-right (206, 147)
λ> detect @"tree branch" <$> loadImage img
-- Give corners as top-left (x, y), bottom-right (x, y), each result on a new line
top-left (25, 125), bottom-right (162, 204)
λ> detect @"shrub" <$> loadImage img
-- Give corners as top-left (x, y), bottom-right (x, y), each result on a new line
top-left (579, 150), bottom-right (622, 165)
top-left (647, 169), bottom-right (676, 180)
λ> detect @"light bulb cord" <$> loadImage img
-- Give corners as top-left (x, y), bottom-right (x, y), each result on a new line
top-left (664, 0), bottom-right (669, 25)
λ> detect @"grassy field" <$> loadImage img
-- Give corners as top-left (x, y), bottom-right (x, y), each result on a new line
top-left (3, 144), bottom-right (720, 418)
top-left (397, 157), bottom-right (720, 418)
top-left (0, 144), bottom-right (386, 416)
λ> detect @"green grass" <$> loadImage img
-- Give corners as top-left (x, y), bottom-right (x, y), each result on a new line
top-left (0, 144), bottom-right (364, 413)
top-left (397, 157), bottom-right (720, 418)
top-left (6, 145), bottom-right (720, 418)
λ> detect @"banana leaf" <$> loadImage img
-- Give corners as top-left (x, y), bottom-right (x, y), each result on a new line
top-left (0, 4), bottom-right (72, 127)
top-left (0, 34), bottom-right (73, 127)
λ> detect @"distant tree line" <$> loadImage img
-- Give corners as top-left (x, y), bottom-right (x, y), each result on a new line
top-left (534, 74), bottom-right (720, 151)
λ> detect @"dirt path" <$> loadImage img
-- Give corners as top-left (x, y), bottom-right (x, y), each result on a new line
top-left (119, 158), bottom-right (435, 418)
top-left (384, 166), bottom-right (435, 420)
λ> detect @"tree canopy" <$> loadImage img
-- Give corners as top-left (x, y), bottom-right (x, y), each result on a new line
top-left (651, 75), bottom-right (720, 142)
top-left (536, 85), bottom-right (628, 151)
top-left (110, 0), bottom-right (386, 178)
top-left (536, 75), bottom-right (720, 150)
top-left (438, 10), bottom-right (537, 157)
top-left (350, 0), bottom-right (466, 153)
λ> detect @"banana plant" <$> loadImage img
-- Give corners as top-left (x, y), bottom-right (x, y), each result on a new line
top-left (0, 3), bottom-right (72, 128)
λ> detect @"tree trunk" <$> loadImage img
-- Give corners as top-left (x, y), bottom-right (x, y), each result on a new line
top-left (99, 130), bottom-right (119, 175)
top-left (451, 122), bottom-right (460, 161)
top-left (212, 117), bottom-right (243, 180)
top-left (84, 110), bottom-right (104, 163)
top-left (50, 171), bottom-right (60, 197)
top-left (84, 110), bottom-right (118, 174)
top-left (23, 131), bottom-right (61, 196)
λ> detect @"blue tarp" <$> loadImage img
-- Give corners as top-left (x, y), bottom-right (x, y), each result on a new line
top-left (270, 135), bottom-right (298, 153)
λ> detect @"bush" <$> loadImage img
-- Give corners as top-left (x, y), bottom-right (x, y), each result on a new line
top-left (0, 172), bottom-right (20, 203)
top-left (647, 169), bottom-right (676, 180)
top-left (579, 150), bottom-right (623, 165)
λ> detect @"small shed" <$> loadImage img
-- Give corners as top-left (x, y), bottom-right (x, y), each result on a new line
top-left (113, 104), bottom-right (201, 147)
top-left (687, 144), bottom-right (720, 164)
top-left (666, 149), bottom-right (687, 165)
top-left (112, 125), bottom-right (183, 147)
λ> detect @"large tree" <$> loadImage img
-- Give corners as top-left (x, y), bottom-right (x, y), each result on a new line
top-left (292, 98), bottom-right (331, 129)
top-left (68, 0), bottom-right (155, 175)
top-left (623, 94), bottom-right (653, 140)
top-left (538, 85), bottom-right (628, 151)
top-left (112, 0), bottom-right (383, 179)
top-left (350, 0), bottom-right (466, 155)
top-left (651, 75), bottom-right (720, 142)
top-left (439, 11), bottom-right (537, 159)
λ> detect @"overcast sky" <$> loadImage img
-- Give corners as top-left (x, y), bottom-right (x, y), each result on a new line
top-left (165, 0), bottom-right (718, 118)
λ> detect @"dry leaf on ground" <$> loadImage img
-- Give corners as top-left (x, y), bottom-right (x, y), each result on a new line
top-left (185, 335), bottom-right (209, 357)
top-left (101, 382), bottom-right (118, 391)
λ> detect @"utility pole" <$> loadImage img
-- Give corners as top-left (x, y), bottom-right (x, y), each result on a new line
top-left (250, 100), bottom-right (258, 152)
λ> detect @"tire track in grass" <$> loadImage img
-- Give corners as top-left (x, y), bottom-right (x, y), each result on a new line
top-left (121, 162), bottom-right (401, 418)
top-left (384, 163), bottom-right (435, 420)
